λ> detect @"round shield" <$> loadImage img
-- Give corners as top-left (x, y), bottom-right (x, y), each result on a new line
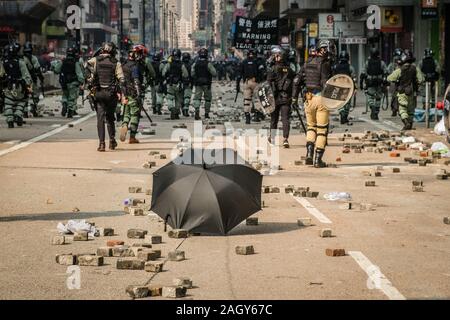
top-left (321, 74), bottom-right (355, 110)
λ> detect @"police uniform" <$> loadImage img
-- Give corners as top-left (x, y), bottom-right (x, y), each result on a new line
top-left (52, 51), bottom-right (84, 118)
top-left (419, 54), bottom-right (439, 108)
top-left (387, 54), bottom-right (402, 117)
top-left (387, 61), bottom-right (424, 130)
top-left (86, 45), bottom-right (126, 151)
top-left (332, 59), bottom-right (355, 124)
top-left (191, 50), bottom-right (217, 120)
top-left (362, 57), bottom-right (388, 120)
top-left (181, 53), bottom-right (193, 116)
top-left (150, 54), bottom-right (164, 115)
top-left (0, 45), bottom-right (32, 128)
top-left (162, 52), bottom-right (189, 120)
top-left (23, 44), bottom-right (44, 117)
top-left (300, 52), bottom-right (332, 168)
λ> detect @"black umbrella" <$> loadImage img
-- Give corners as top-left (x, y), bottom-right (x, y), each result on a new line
top-left (150, 148), bottom-right (262, 235)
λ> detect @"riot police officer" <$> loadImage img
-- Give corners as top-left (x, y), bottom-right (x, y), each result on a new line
top-left (191, 48), bottom-right (217, 120)
top-left (150, 52), bottom-right (164, 115)
top-left (119, 45), bottom-right (145, 144)
top-left (419, 48), bottom-right (440, 109)
top-left (267, 47), bottom-right (300, 148)
top-left (0, 43), bottom-right (32, 128)
top-left (387, 49), bottom-right (424, 131)
top-left (299, 39), bottom-right (332, 168)
top-left (86, 42), bottom-right (127, 152)
top-left (360, 48), bottom-right (388, 120)
top-left (237, 49), bottom-right (264, 124)
top-left (23, 42), bottom-right (44, 117)
top-left (387, 48), bottom-right (403, 117)
top-left (181, 52), bottom-right (194, 117)
top-left (163, 49), bottom-right (189, 120)
top-left (332, 51), bottom-right (356, 124)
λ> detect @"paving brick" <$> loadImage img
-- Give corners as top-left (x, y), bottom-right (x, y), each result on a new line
top-left (124, 206), bottom-right (130, 214)
top-left (145, 261), bottom-right (164, 273)
top-left (145, 189), bottom-right (152, 195)
top-left (128, 187), bottom-right (142, 193)
top-left (444, 217), bottom-right (450, 225)
top-left (235, 245), bottom-right (255, 255)
top-left (132, 243), bottom-right (152, 248)
top-left (297, 217), bottom-right (312, 227)
top-left (168, 250), bottom-right (185, 261)
top-left (246, 217), bottom-right (258, 226)
top-left (374, 171), bottom-right (382, 177)
top-left (137, 250), bottom-right (159, 261)
top-left (73, 231), bottom-right (88, 241)
top-left (96, 247), bottom-right (113, 257)
top-left (336, 157), bottom-right (342, 162)
top-left (270, 187), bottom-right (280, 193)
top-left (148, 151), bottom-right (160, 156)
top-left (116, 258), bottom-right (145, 270)
top-left (51, 235), bottom-right (66, 245)
top-left (98, 227), bottom-right (114, 237)
top-left (339, 202), bottom-right (353, 210)
top-left (418, 160), bottom-right (427, 167)
top-left (56, 254), bottom-right (75, 265)
top-left (168, 229), bottom-right (188, 238)
top-left (390, 152), bottom-right (400, 158)
top-left (160, 154), bottom-right (167, 159)
top-left (412, 180), bottom-right (424, 186)
top-left (146, 235), bottom-right (162, 244)
top-left (436, 174), bottom-right (448, 180)
top-left (127, 229), bottom-right (148, 239)
top-left (112, 245), bottom-right (131, 257)
top-left (365, 181), bottom-right (376, 187)
top-left (173, 277), bottom-right (193, 289)
top-left (129, 207), bottom-right (145, 216)
top-left (392, 168), bottom-right (400, 173)
top-left (294, 160), bottom-right (304, 166)
top-left (326, 249), bottom-right (346, 257)
top-left (412, 186), bottom-right (424, 192)
top-left (148, 286), bottom-right (163, 296)
top-left (262, 186), bottom-right (271, 193)
top-left (132, 199), bottom-right (146, 206)
top-left (319, 229), bottom-right (333, 238)
top-left (78, 255), bottom-right (104, 266)
top-left (162, 286), bottom-right (187, 298)
top-left (285, 186), bottom-right (294, 193)
top-left (107, 240), bottom-right (125, 247)
top-left (126, 286), bottom-right (149, 299)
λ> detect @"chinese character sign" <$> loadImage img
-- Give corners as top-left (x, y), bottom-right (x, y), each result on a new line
top-left (234, 16), bottom-right (279, 50)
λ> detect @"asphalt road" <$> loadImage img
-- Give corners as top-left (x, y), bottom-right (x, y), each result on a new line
top-left (0, 82), bottom-right (449, 300)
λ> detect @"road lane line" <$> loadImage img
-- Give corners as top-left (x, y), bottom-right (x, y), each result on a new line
top-left (0, 112), bottom-right (96, 158)
top-left (382, 120), bottom-right (402, 130)
top-left (348, 251), bottom-right (406, 300)
top-left (292, 195), bottom-right (332, 224)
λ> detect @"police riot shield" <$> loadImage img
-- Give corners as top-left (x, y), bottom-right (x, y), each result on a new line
top-left (255, 81), bottom-right (276, 115)
top-left (321, 74), bottom-right (355, 110)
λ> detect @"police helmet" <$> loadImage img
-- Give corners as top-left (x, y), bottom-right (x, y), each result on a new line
top-left (198, 48), bottom-right (208, 59)
top-left (424, 48), bottom-right (433, 58)
top-left (172, 49), bottom-right (182, 60)
top-left (101, 42), bottom-right (117, 56)
top-left (23, 42), bottom-right (33, 55)
top-left (318, 40), bottom-right (330, 51)
top-left (182, 52), bottom-right (191, 62)
top-left (339, 50), bottom-right (349, 62)
top-left (247, 49), bottom-right (256, 58)
top-left (393, 48), bottom-right (403, 58)
top-left (153, 52), bottom-right (162, 62)
top-left (370, 47), bottom-right (380, 59)
top-left (288, 49), bottom-right (296, 62)
top-left (400, 49), bottom-right (415, 65)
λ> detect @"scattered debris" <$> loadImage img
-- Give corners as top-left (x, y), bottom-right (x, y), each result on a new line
top-left (145, 261), bottom-right (164, 273)
top-left (246, 217), bottom-right (258, 226)
top-left (168, 250), bottom-right (185, 261)
top-left (173, 277), bottom-right (193, 289)
top-left (162, 286), bottom-right (187, 299)
top-left (444, 217), bottom-right (450, 225)
top-left (78, 255), bottom-right (103, 266)
top-left (51, 235), bottom-right (66, 245)
top-left (319, 229), bottom-right (333, 238)
top-left (126, 286), bottom-right (149, 299)
top-left (73, 231), bottom-right (88, 241)
top-left (365, 181), bottom-right (376, 187)
top-left (107, 240), bottom-right (125, 247)
top-left (97, 247), bottom-right (113, 257)
top-left (127, 229), bottom-right (148, 239)
top-left (168, 229), bottom-right (188, 238)
top-left (116, 258), bottom-right (145, 270)
top-left (297, 218), bottom-right (312, 227)
top-left (129, 187), bottom-right (142, 193)
top-left (326, 249), bottom-right (346, 257)
top-left (235, 245), bottom-right (255, 255)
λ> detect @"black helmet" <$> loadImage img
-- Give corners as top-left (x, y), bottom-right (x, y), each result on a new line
top-left (7, 43), bottom-right (19, 57)
top-left (393, 48), bottom-right (403, 57)
top-left (370, 47), bottom-right (380, 59)
top-left (101, 42), bottom-right (117, 56)
top-left (198, 48), bottom-right (208, 59)
top-left (318, 39), bottom-right (330, 51)
top-left (400, 49), bottom-right (415, 65)
top-left (182, 52), bottom-right (191, 62)
top-left (153, 52), bottom-right (162, 62)
top-left (256, 48), bottom-right (264, 56)
top-left (67, 46), bottom-right (77, 58)
top-left (247, 49), bottom-right (256, 58)
top-left (288, 49), bottom-right (296, 62)
top-left (23, 42), bottom-right (33, 55)
top-left (424, 48), bottom-right (433, 58)
top-left (339, 50), bottom-right (349, 62)
top-left (172, 49), bottom-right (182, 60)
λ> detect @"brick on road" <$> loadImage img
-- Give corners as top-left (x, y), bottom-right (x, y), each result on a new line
top-left (235, 245), bottom-right (255, 255)
top-left (126, 286), bottom-right (149, 299)
top-left (162, 286), bottom-right (187, 298)
top-left (116, 258), bottom-right (145, 270)
top-left (145, 261), bottom-right (164, 273)
top-left (168, 229), bottom-right (188, 238)
top-left (78, 255), bottom-right (104, 266)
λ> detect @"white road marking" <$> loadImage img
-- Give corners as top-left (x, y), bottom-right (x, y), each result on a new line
top-left (5, 140), bottom-right (21, 145)
top-left (348, 251), bottom-right (406, 300)
top-left (358, 117), bottom-right (396, 131)
top-left (292, 195), bottom-right (332, 224)
top-left (0, 112), bottom-right (96, 158)
top-left (383, 120), bottom-right (402, 130)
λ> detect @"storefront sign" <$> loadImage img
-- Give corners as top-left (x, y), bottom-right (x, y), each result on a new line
top-left (381, 7), bottom-right (403, 33)
top-left (319, 13), bottom-right (342, 39)
top-left (334, 21), bottom-right (365, 37)
top-left (234, 16), bottom-right (278, 50)
top-left (421, 0), bottom-right (438, 19)
top-left (340, 37), bottom-right (367, 45)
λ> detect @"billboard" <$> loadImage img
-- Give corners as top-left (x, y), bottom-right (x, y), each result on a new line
top-left (233, 16), bottom-right (278, 50)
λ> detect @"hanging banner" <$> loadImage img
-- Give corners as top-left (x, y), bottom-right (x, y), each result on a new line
top-left (233, 16), bottom-right (279, 50)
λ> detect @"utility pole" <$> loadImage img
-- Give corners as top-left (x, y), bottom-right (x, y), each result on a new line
top-left (142, 0), bottom-right (146, 45)
top-left (76, 0), bottom-right (81, 52)
top-left (120, 0), bottom-right (123, 53)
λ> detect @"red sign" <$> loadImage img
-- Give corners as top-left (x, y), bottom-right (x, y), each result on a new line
top-left (110, 0), bottom-right (118, 22)
top-left (0, 26), bottom-right (14, 33)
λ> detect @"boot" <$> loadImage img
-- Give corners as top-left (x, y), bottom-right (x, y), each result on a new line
top-left (119, 124), bottom-right (128, 142)
top-left (23, 111), bottom-right (28, 118)
top-left (61, 103), bottom-right (67, 117)
top-left (195, 110), bottom-right (201, 120)
top-left (67, 110), bottom-right (74, 119)
top-left (156, 105), bottom-right (162, 115)
top-left (73, 110), bottom-right (78, 116)
top-left (283, 139), bottom-right (290, 148)
top-left (305, 142), bottom-right (314, 165)
top-left (391, 110), bottom-right (398, 117)
top-left (183, 109), bottom-right (189, 117)
top-left (97, 142), bottom-right (106, 152)
top-left (401, 118), bottom-right (411, 131)
top-left (245, 112), bottom-right (251, 125)
top-left (109, 139), bottom-right (118, 150)
top-left (204, 112), bottom-right (210, 119)
top-left (314, 148), bottom-right (327, 168)
top-left (129, 137), bottom-right (140, 144)
top-left (170, 111), bottom-right (177, 120)
top-left (16, 117), bottom-right (23, 127)
top-left (7, 121), bottom-right (14, 129)
top-left (152, 106), bottom-right (157, 114)
top-left (340, 113), bottom-right (349, 124)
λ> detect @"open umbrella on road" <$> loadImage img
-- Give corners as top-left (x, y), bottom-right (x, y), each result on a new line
top-left (150, 148), bottom-right (262, 235)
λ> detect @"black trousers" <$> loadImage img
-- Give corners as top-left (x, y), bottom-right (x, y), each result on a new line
top-left (95, 90), bottom-right (117, 143)
top-left (270, 104), bottom-right (290, 139)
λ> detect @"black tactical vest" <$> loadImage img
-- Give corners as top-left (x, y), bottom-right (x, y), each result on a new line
top-left (421, 57), bottom-right (437, 81)
top-left (334, 62), bottom-right (351, 76)
top-left (24, 55), bottom-right (37, 82)
top-left (3, 58), bottom-right (22, 83)
top-left (194, 60), bottom-right (212, 86)
top-left (304, 57), bottom-right (322, 90)
top-left (183, 61), bottom-right (192, 84)
top-left (167, 60), bottom-right (182, 85)
top-left (398, 64), bottom-right (417, 96)
top-left (96, 56), bottom-right (117, 89)
top-left (122, 60), bottom-right (138, 97)
top-left (367, 59), bottom-right (383, 77)
top-left (61, 58), bottom-right (77, 84)
top-left (242, 59), bottom-right (258, 81)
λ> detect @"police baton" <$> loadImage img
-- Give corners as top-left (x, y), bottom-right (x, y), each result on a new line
top-left (291, 103), bottom-right (307, 135)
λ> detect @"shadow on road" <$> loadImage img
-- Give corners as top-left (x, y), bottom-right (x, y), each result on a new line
top-left (0, 211), bottom-right (125, 222)
top-left (227, 222), bottom-right (299, 236)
